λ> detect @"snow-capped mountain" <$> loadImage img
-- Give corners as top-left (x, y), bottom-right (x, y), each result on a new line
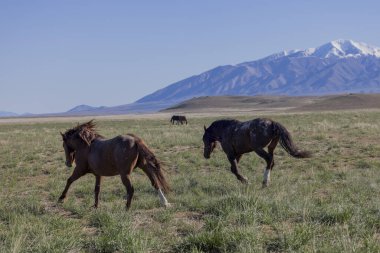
top-left (137, 39), bottom-right (380, 104)
top-left (270, 39), bottom-right (380, 59)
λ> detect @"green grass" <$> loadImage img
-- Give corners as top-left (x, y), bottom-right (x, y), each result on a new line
top-left (0, 111), bottom-right (379, 252)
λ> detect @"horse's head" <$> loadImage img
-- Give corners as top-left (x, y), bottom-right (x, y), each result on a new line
top-left (60, 132), bottom-right (75, 168)
top-left (202, 125), bottom-right (217, 159)
top-left (60, 120), bottom-right (100, 168)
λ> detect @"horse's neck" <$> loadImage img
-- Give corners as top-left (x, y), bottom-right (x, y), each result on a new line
top-left (210, 127), bottom-right (225, 141)
top-left (74, 145), bottom-right (89, 153)
top-left (72, 139), bottom-right (90, 152)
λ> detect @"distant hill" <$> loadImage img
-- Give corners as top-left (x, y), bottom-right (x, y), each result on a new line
top-left (67, 104), bottom-right (105, 113)
top-left (0, 111), bottom-right (18, 117)
top-left (137, 39), bottom-right (380, 105)
top-left (56, 101), bottom-right (173, 116)
top-left (163, 94), bottom-right (380, 113)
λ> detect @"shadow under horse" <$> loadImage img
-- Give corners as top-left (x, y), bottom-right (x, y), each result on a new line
top-left (202, 118), bottom-right (311, 186)
top-left (59, 120), bottom-right (170, 210)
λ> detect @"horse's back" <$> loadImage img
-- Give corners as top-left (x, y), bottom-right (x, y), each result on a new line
top-left (88, 135), bottom-right (138, 176)
top-left (244, 118), bottom-right (276, 146)
top-left (92, 135), bottom-right (135, 151)
top-left (222, 118), bottom-right (275, 153)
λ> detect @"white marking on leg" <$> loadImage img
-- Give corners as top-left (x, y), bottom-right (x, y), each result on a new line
top-left (263, 169), bottom-right (271, 185)
top-left (157, 189), bottom-right (170, 207)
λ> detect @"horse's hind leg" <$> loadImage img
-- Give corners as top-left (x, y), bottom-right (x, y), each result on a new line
top-left (228, 155), bottom-right (248, 184)
top-left (267, 137), bottom-right (279, 170)
top-left (120, 174), bottom-right (134, 210)
top-left (259, 137), bottom-right (279, 187)
top-left (93, 175), bottom-right (102, 208)
top-left (254, 148), bottom-right (273, 187)
top-left (140, 166), bottom-right (170, 207)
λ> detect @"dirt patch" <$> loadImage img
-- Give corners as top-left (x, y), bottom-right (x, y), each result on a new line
top-left (131, 209), bottom-right (158, 230)
top-left (131, 209), bottom-right (205, 238)
top-left (261, 224), bottom-right (276, 237)
top-left (163, 145), bottom-right (199, 155)
top-left (315, 189), bottom-right (330, 199)
top-left (42, 193), bottom-right (100, 237)
top-left (82, 226), bottom-right (98, 236)
top-left (43, 201), bottom-right (80, 219)
top-left (40, 191), bottom-right (80, 219)
top-left (0, 140), bottom-right (9, 145)
top-left (173, 211), bottom-right (204, 230)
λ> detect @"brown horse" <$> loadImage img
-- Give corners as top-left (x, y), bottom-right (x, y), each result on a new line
top-left (59, 120), bottom-right (170, 210)
top-left (203, 118), bottom-right (311, 187)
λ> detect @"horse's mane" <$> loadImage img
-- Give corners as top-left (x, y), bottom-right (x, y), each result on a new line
top-left (63, 120), bottom-right (104, 145)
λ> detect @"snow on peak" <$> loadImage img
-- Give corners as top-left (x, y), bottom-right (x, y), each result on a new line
top-left (266, 40), bottom-right (380, 61)
top-left (310, 39), bottom-right (380, 58)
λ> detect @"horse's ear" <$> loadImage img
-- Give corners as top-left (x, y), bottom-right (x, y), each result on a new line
top-left (204, 125), bottom-right (207, 131)
top-left (60, 132), bottom-right (65, 139)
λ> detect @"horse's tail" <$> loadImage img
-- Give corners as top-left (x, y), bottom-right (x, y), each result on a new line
top-left (273, 121), bottom-right (312, 158)
top-left (130, 134), bottom-right (170, 193)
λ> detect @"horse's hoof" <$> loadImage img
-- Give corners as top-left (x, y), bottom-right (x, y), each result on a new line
top-left (163, 202), bottom-right (172, 208)
top-left (239, 177), bottom-right (249, 184)
top-left (57, 198), bottom-right (65, 203)
top-left (262, 182), bottom-right (269, 188)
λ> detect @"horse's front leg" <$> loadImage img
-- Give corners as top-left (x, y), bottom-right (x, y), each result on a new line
top-left (58, 167), bottom-right (86, 203)
top-left (228, 155), bottom-right (248, 184)
top-left (93, 175), bottom-right (102, 208)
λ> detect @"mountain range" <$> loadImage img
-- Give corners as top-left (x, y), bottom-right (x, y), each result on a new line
top-left (1, 39), bottom-right (380, 117)
top-left (137, 39), bottom-right (380, 104)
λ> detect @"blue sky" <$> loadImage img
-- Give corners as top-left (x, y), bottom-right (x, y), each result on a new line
top-left (1, 0), bottom-right (379, 114)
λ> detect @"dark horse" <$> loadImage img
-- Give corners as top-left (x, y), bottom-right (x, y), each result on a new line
top-left (59, 120), bottom-right (170, 210)
top-left (171, 115), bottom-right (188, 125)
top-left (203, 118), bottom-right (311, 186)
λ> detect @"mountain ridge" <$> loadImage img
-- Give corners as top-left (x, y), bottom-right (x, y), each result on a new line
top-left (136, 39), bottom-right (380, 104)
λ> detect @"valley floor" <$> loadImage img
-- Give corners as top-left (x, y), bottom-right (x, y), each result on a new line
top-left (0, 110), bottom-right (379, 252)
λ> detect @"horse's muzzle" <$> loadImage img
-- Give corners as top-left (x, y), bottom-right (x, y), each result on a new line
top-left (65, 161), bottom-right (72, 168)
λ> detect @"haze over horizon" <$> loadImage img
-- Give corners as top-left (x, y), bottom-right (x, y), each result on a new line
top-left (1, 1), bottom-right (380, 114)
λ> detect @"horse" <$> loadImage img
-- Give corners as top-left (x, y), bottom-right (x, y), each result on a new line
top-left (202, 118), bottom-right (311, 187)
top-left (171, 115), bottom-right (188, 125)
top-left (58, 120), bottom-right (170, 210)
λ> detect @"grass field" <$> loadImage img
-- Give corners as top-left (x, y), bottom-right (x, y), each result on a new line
top-left (0, 111), bottom-right (379, 252)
